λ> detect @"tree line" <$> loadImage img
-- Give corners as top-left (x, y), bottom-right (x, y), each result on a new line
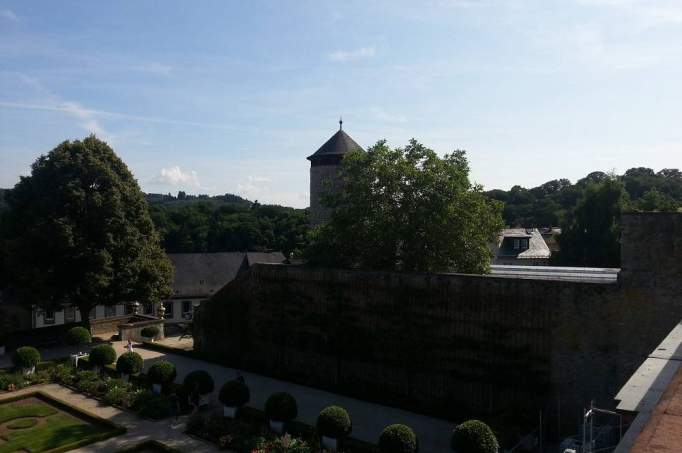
top-left (146, 195), bottom-right (309, 258)
top-left (486, 168), bottom-right (681, 228)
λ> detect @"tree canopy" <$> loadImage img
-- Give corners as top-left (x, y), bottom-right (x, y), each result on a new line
top-left (553, 176), bottom-right (626, 267)
top-left (305, 139), bottom-right (503, 273)
top-left (0, 135), bottom-right (173, 323)
top-left (486, 167), bottom-right (681, 227)
top-left (148, 196), bottom-right (308, 258)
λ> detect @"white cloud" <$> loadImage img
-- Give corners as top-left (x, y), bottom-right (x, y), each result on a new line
top-left (1, 9), bottom-right (17, 21)
top-left (58, 101), bottom-right (107, 135)
top-left (155, 166), bottom-right (200, 188)
top-left (328, 46), bottom-right (376, 62)
top-left (248, 175), bottom-right (270, 182)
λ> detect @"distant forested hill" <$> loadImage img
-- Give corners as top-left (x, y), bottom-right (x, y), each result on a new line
top-left (146, 192), bottom-right (309, 257)
top-left (486, 167), bottom-right (682, 227)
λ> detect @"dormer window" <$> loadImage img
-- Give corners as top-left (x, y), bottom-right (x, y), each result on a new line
top-left (513, 239), bottom-right (520, 250)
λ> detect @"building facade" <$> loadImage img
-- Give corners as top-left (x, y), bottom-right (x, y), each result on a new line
top-left (28, 251), bottom-right (285, 329)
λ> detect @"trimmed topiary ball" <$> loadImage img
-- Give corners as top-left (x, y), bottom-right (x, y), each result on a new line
top-left (265, 392), bottom-right (298, 422)
top-left (451, 420), bottom-right (499, 453)
top-left (219, 379), bottom-right (250, 407)
top-left (316, 406), bottom-right (352, 439)
top-left (148, 360), bottom-right (177, 385)
top-left (12, 346), bottom-right (41, 369)
top-left (66, 326), bottom-right (91, 346)
top-left (183, 370), bottom-right (215, 395)
top-left (379, 424), bottom-right (418, 453)
top-left (140, 326), bottom-right (160, 339)
top-left (116, 351), bottom-right (143, 375)
top-left (89, 344), bottom-right (117, 368)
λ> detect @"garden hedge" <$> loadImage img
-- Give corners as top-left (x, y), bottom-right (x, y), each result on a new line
top-left (116, 352), bottom-right (144, 375)
top-left (265, 392), bottom-right (298, 422)
top-left (89, 344), bottom-right (117, 367)
top-left (66, 326), bottom-right (91, 346)
top-left (451, 420), bottom-right (499, 453)
top-left (219, 379), bottom-right (250, 407)
top-left (183, 370), bottom-right (214, 395)
top-left (316, 406), bottom-right (352, 439)
top-left (379, 424), bottom-right (418, 453)
top-left (12, 346), bottom-right (41, 369)
top-left (147, 360), bottom-right (177, 385)
top-left (141, 326), bottom-right (160, 339)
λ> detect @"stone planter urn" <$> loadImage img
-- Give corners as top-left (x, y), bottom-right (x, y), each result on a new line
top-left (269, 420), bottom-right (284, 433)
top-left (321, 436), bottom-right (338, 450)
top-left (223, 405), bottom-right (237, 418)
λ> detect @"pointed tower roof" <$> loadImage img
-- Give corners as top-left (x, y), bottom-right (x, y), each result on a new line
top-left (307, 120), bottom-right (363, 161)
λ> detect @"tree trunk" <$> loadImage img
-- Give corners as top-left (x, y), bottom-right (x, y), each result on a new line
top-left (78, 305), bottom-right (92, 330)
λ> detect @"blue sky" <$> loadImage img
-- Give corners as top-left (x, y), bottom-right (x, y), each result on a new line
top-left (1, 0), bottom-right (681, 208)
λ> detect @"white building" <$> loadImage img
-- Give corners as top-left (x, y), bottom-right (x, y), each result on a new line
top-left (31, 251), bottom-right (286, 329)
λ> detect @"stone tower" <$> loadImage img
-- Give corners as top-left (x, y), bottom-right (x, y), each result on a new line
top-left (307, 120), bottom-right (363, 227)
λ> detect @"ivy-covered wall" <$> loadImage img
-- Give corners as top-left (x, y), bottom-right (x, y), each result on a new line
top-left (194, 213), bottom-right (682, 436)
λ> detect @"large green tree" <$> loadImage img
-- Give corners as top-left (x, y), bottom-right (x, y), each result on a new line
top-left (554, 176), bottom-right (626, 267)
top-left (305, 139), bottom-right (503, 273)
top-left (1, 136), bottom-right (173, 325)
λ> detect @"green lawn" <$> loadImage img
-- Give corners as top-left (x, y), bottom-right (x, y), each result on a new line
top-left (0, 395), bottom-right (123, 453)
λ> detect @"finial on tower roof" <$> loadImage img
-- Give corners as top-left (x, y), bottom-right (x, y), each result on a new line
top-left (339, 116), bottom-right (343, 130)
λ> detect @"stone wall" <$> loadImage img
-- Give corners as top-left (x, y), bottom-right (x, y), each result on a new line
top-left (194, 213), bottom-right (682, 435)
top-left (309, 163), bottom-right (340, 227)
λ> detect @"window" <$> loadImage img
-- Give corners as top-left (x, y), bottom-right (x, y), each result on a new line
top-left (89, 307), bottom-right (97, 320)
top-left (64, 306), bottom-right (76, 323)
top-left (199, 279), bottom-right (206, 285)
top-left (144, 303), bottom-right (153, 315)
top-left (105, 305), bottom-right (117, 318)
top-left (182, 301), bottom-right (193, 319)
top-left (521, 239), bottom-right (529, 249)
top-left (44, 310), bottom-right (55, 325)
top-left (163, 301), bottom-right (174, 319)
top-left (513, 239), bottom-right (520, 250)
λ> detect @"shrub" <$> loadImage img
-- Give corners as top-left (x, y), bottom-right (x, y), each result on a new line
top-left (89, 344), bottom-right (117, 368)
top-left (148, 360), bottom-right (177, 385)
top-left (49, 364), bottom-right (75, 385)
top-left (132, 391), bottom-right (171, 419)
top-left (379, 424), bottom-right (418, 453)
top-left (141, 326), bottom-right (160, 339)
top-left (206, 412), bottom-right (227, 440)
top-left (12, 346), bottom-right (41, 369)
top-left (316, 406), bottom-right (352, 439)
top-left (219, 379), bottom-right (250, 407)
top-left (183, 370), bottom-right (215, 395)
top-left (186, 413), bottom-right (206, 434)
top-left (451, 420), bottom-right (499, 453)
top-left (116, 351), bottom-right (144, 375)
top-left (265, 392), bottom-right (298, 422)
top-left (0, 372), bottom-right (26, 391)
top-left (254, 434), bottom-right (312, 453)
top-left (66, 326), bottom-right (91, 347)
top-left (104, 386), bottom-right (130, 406)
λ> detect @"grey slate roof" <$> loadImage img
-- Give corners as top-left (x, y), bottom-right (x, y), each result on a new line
top-left (307, 129), bottom-right (364, 160)
top-left (496, 228), bottom-right (552, 259)
top-left (168, 251), bottom-right (286, 298)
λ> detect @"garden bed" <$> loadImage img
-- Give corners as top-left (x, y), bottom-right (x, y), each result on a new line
top-left (0, 391), bottom-right (125, 452)
top-left (186, 405), bottom-right (378, 453)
